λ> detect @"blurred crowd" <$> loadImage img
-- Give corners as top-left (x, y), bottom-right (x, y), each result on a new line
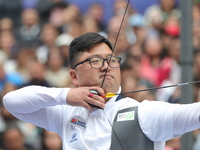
top-left (0, 0), bottom-right (200, 149)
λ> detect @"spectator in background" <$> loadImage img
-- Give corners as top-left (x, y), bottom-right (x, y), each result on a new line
top-left (0, 83), bottom-right (22, 149)
top-left (107, 1), bottom-right (136, 46)
top-left (0, 82), bottom-right (42, 150)
top-left (164, 38), bottom-right (180, 81)
top-left (48, 1), bottom-right (68, 33)
top-left (36, 23), bottom-right (59, 64)
top-left (15, 8), bottom-right (41, 48)
top-left (192, 4), bottom-right (200, 52)
top-left (107, 15), bottom-right (130, 61)
top-left (0, 83), bottom-right (19, 131)
top-left (121, 53), bottom-right (155, 102)
top-left (41, 130), bottom-right (62, 150)
top-left (36, 0), bottom-right (68, 26)
top-left (61, 4), bottom-right (82, 38)
top-left (85, 2), bottom-right (106, 32)
top-left (128, 13), bottom-right (147, 45)
top-left (165, 137), bottom-right (181, 150)
top-left (107, 12), bottom-right (129, 36)
top-left (2, 127), bottom-right (34, 150)
top-left (155, 16), bottom-right (181, 102)
top-left (125, 46), bottom-right (151, 89)
top-left (0, 0), bottom-right (22, 28)
top-left (62, 4), bottom-right (81, 27)
top-left (139, 36), bottom-right (173, 87)
top-left (0, 18), bottom-right (14, 32)
top-left (0, 19), bottom-right (20, 74)
top-left (108, 31), bottom-right (130, 60)
top-left (156, 38), bottom-right (181, 103)
top-left (160, 15), bottom-right (180, 59)
top-left (121, 66), bottom-right (155, 101)
top-left (35, 0), bottom-right (52, 25)
top-left (113, 0), bottom-right (134, 17)
top-left (163, 15), bottom-right (180, 38)
top-left (0, 31), bottom-right (18, 59)
top-left (20, 59), bottom-right (50, 88)
top-left (82, 17), bottom-right (100, 34)
top-left (55, 33), bottom-right (74, 67)
top-left (4, 46), bottom-right (36, 83)
top-left (193, 2), bottom-right (200, 21)
top-left (194, 50), bottom-right (200, 84)
top-left (144, 0), bottom-right (180, 30)
top-left (45, 47), bottom-right (71, 87)
top-left (193, 20), bottom-right (200, 52)
top-left (66, 19), bottom-right (84, 38)
top-left (0, 62), bottom-right (24, 95)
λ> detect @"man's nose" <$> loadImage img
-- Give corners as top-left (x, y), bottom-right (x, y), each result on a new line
top-left (100, 60), bottom-right (111, 72)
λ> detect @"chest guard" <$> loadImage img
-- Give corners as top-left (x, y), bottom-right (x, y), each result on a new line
top-left (110, 107), bottom-right (154, 150)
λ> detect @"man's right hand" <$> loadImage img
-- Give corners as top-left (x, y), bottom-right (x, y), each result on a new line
top-left (66, 87), bottom-right (106, 111)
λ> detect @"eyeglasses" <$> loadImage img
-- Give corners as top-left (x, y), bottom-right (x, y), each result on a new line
top-left (72, 56), bottom-right (122, 69)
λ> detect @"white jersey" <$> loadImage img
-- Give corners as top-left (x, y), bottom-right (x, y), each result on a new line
top-left (3, 86), bottom-right (200, 150)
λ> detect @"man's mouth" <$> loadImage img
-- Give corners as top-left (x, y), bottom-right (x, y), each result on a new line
top-left (100, 74), bottom-right (113, 78)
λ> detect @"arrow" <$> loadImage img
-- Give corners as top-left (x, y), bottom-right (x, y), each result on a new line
top-left (101, 81), bottom-right (200, 98)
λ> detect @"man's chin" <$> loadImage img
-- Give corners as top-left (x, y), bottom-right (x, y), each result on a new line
top-left (102, 83), bottom-right (118, 93)
top-left (81, 83), bottom-right (101, 88)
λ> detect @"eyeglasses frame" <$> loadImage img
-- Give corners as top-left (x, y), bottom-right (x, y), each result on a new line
top-left (72, 56), bottom-right (122, 69)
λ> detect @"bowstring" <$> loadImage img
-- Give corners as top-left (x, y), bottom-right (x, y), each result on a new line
top-left (100, 0), bottom-right (131, 150)
top-left (100, 0), bottom-right (131, 88)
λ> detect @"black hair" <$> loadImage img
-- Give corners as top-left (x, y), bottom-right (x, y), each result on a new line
top-left (69, 32), bottom-right (113, 69)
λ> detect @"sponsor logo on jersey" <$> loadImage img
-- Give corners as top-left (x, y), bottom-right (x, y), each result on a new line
top-left (70, 118), bottom-right (86, 129)
top-left (70, 133), bottom-right (78, 143)
top-left (117, 111), bottom-right (135, 122)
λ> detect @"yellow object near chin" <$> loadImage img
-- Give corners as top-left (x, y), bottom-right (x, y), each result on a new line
top-left (102, 93), bottom-right (116, 98)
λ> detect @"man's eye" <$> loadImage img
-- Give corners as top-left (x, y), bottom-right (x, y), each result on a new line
top-left (110, 58), bottom-right (117, 62)
top-left (91, 59), bottom-right (100, 63)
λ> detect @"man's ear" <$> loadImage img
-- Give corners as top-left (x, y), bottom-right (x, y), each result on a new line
top-left (70, 69), bottom-right (78, 86)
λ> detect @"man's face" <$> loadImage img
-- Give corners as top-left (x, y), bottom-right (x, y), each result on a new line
top-left (70, 43), bottom-right (121, 94)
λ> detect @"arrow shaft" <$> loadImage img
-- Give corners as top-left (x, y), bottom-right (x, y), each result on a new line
top-left (117, 81), bottom-right (200, 96)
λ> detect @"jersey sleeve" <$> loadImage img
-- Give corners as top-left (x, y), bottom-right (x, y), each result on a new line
top-left (138, 100), bottom-right (200, 142)
top-left (3, 86), bottom-right (70, 131)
